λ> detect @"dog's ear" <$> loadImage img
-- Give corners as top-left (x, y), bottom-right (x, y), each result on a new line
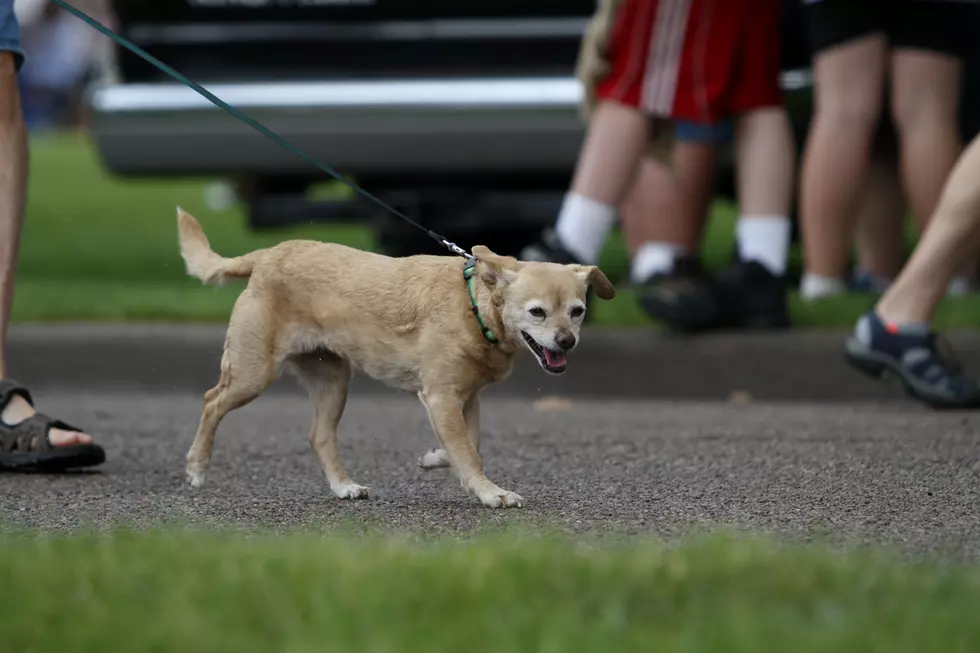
top-left (572, 264), bottom-right (616, 300)
top-left (472, 245), bottom-right (520, 287)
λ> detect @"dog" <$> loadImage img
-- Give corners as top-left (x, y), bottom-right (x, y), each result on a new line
top-left (176, 208), bottom-right (615, 508)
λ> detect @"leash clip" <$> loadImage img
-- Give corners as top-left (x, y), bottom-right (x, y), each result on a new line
top-left (441, 239), bottom-right (469, 258)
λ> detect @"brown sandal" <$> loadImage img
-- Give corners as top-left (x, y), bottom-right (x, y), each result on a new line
top-left (0, 379), bottom-right (105, 471)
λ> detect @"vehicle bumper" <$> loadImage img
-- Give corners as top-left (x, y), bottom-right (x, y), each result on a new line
top-left (88, 71), bottom-right (812, 178)
top-left (88, 77), bottom-right (587, 177)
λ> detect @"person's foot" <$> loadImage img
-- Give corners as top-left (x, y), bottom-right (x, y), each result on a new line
top-left (1, 393), bottom-right (93, 446)
top-left (519, 229), bottom-right (584, 265)
top-left (636, 254), bottom-right (721, 332)
top-left (844, 312), bottom-right (980, 409)
top-left (711, 259), bottom-right (791, 330)
top-left (0, 379), bottom-right (105, 471)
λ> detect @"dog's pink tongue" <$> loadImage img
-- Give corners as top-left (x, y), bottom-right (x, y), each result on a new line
top-left (544, 349), bottom-right (567, 367)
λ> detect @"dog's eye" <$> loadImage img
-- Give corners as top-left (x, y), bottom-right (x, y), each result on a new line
top-left (528, 307), bottom-right (546, 319)
top-left (570, 306), bottom-right (585, 319)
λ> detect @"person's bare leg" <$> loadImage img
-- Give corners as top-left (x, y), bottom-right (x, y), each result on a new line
top-left (876, 132), bottom-right (980, 325)
top-left (799, 34), bottom-right (888, 297)
top-left (890, 49), bottom-right (963, 234)
top-left (0, 55), bottom-right (23, 380)
top-left (557, 101), bottom-right (650, 264)
top-left (0, 52), bottom-right (91, 446)
top-left (844, 131), bottom-right (980, 408)
top-left (621, 142), bottom-right (718, 283)
top-left (733, 107), bottom-right (795, 276)
top-left (651, 141), bottom-right (719, 249)
top-left (889, 48), bottom-right (975, 294)
top-left (854, 155), bottom-right (906, 287)
top-left (523, 101), bottom-right (650, 265)
top-left (849, 128), bottom-right (968, 296)
top-left (626, 135), bottom-right (723, 329)
top-left (570, 101), bottom-right (651, 205)
top-left (619, 154), bottom-right (681, 258)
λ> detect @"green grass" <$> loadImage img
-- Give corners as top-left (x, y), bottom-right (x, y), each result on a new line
top-left (1, 527), bottom-right (979, 653)
top-left (13, 131), bottom-right (980, 327)
top-left (14, 132), bottom-right (373, 322)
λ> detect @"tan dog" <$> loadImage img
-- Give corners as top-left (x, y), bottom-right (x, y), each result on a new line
top-left (176, 208), bottom-right (615, 508)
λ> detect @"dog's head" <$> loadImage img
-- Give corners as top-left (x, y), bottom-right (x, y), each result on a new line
top-left (471, 245), bottom-right (616, 375)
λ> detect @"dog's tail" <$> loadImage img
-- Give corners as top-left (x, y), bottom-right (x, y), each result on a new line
top-left (177, 207), bottom-right (256, 285)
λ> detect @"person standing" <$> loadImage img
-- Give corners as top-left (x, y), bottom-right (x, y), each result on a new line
top-left (0, 1), bottom-right (105, 470)
top-left (521, 0), bottom-right (796, 331)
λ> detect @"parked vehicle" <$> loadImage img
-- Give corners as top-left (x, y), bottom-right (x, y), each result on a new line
top-left (88, 0), bottom-right (814, 258)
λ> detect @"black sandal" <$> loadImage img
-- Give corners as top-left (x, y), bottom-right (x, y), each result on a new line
top-left (0, 379), bottom-right (105, 471)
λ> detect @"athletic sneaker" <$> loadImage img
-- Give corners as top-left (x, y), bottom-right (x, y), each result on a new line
top-left (845, 311), bottom-right (980, 409)
top-left (636, 254), bottom-right (721, 332)
top-left (519, 229), bottom-right (583, 265)
top-left (711, 259), bottom-right (791, 329)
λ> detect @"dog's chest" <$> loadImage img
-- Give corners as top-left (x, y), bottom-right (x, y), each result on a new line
top-left (485, 360), bottom-right (514, 385)
top-left (474, 348), bottom-right (515, 385)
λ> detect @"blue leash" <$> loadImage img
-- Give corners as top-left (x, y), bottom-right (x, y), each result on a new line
top-left (51, 0), bottom-right (470, 258)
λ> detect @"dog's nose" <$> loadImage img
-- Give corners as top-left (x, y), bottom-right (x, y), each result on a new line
top-left (556, 331), bottom-right (576, 351)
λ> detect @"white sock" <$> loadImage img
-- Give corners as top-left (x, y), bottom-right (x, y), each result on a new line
top-left (800, 273), bottom-right (846, 300)
top-left (736, 215), bottom-right (791, 276)
top-left (554, 192), bottom-right (617, 265)
top-left (630, 242), bottom-right (689, 284)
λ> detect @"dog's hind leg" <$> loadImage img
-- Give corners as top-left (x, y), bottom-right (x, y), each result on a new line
top-left (186, 292), bottom-right (279, 488)
top-left (417, 392), bottom-right (480, 471)
top-left (289, 351), bottom-right (368, 500)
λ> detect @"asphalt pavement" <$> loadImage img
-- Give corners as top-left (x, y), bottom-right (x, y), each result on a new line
top-left (3, 391), bottom-right (980, 558)
top-left (13, 323), bottom-right (980, 401)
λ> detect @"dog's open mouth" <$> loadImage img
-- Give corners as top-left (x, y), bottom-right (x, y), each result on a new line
top-left (521, 331), bottom-right (567, 374)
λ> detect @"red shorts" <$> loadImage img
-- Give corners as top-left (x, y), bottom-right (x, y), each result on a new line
top-left (595, 0), bottom-right (784, 123)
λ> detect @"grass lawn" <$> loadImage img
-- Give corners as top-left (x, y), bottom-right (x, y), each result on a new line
top-left (1, 527), bottom-right (979, 653)
top-left (12, 131), bottom-right (980, 328)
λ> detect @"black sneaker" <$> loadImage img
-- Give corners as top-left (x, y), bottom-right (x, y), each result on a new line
top-left (636, 254), bottom-right (721, 332)
top-left (711, 259), bottom-right (791, 329)
top-left (519, 229), bottom-right (583, 264)
top-left (844, 311), bottom-right (980, 409)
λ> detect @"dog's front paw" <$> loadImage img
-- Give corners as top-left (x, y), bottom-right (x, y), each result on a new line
top-left (186, 463), bottom-right (207, 489)
top-left (478, 488), bottom-right (524, 509)
top-left (417, 448), bottom-right (450, 471)
top-left (331, 482), bottom-right (370, 500)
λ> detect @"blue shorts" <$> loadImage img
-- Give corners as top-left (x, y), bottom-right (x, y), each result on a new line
top-left (0, 1), bottom-right (25, 72)
top-left (674, 119), bottom-right (734, 144)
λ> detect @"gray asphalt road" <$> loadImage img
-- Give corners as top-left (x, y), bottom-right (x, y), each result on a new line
top-left (17, 324), bottom-right (980, 402)
top-left (3, 391), bottom-right (980, 557)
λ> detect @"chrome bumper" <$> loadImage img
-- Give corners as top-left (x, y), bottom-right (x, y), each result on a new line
top-left (88, 70), bottom-right (812, 178)
top-left (88, 77), bottom-right (587, 177)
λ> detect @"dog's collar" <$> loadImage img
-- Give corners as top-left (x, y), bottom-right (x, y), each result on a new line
top-left (463, 257), bottom-right (498, 344)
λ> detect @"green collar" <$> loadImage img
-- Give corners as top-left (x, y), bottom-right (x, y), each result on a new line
top-left (463, 257), bottom-right (498, 343)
